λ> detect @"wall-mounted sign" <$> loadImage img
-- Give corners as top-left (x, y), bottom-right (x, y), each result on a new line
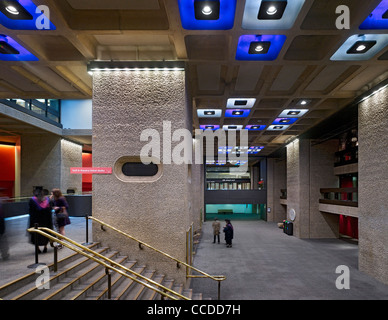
top-left (71, 167), bottom-right (112, 174)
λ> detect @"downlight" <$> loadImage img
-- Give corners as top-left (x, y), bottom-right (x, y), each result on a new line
top-left (347, 40), bottom-right (377, 54)
top-left (194, 0), bottom-right (220, 20)
top-left (0, 0), bottom-right (33, 20)
top-left (249, 41), bottom-right (271, 54)
top-left (258, 0), bottom-right (288, 20)
top-left (0, 34), bottom-right (19, 54)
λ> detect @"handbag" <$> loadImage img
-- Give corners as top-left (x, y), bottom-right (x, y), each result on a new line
top-left (56, 207), bottom-right (68, 219)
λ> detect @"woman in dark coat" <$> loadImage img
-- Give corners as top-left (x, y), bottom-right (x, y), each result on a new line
top-left (29, 189), bottom-right (53, 253)
top-left (223, 219), bottom-right (234, 248)
top-left (50, 188), bottom-right (70, 240)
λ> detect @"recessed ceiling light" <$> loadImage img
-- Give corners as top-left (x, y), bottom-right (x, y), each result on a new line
top-left (197, 109), bottom-right (222, 118)
top-left (0, 0), bottom-right (33, 20)
top-left (278, 109), bottom-right (308, 118)
top-left (236, 34), bottom-right (287, 60)
top-left (258, 1), bottom-right (288, 20)
top-left (267, 125), bottom-right (290, 131)
top-left (246, 125), bottom-right (266, 131)
top-left (249, 41), bottom-right (271, 54)
top-left (5, 5), bottom-right (18, 15)
top-left (225, 109), bottom-right (250, 118)
top-left (227, 98), bottom-right (256, 109)
top-left (0, 39), bottom-right (19, 54)
top-left (347, 40), bottom-right (377, 54)
top-left (194, 0), bottom-right (220, 20)
top-left (273, 117), bottom-right (298, 125)
top-left (223, 125), bottom-right (243, 131)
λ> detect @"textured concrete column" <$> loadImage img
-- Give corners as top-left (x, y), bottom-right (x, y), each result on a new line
top-left (359, 85), bottom-right (388, 285)
top-left (267, 158), bottom-right (286, 223)
top-left (286, 139), bottom-right (338, 238)
top-left (21, 134), bottom-right (82, 196)
top-left (287, 139), bottom-right (310, 238)
top-left (92, 68), bottom-right (192, 283)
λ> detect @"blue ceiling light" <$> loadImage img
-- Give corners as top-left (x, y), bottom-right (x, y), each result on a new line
top-left (0, 34), bottom-right (38, 61)
top-left (242, 0), bottom-right (305, 30)
top-left (245, 125), bottom-right (266, 131)
top-left (225, 109), bottom-right (251, 118)
top-left (197, 109), bottom-right (222, 118)
top-left (226, 98), bottom-right (256, 109)
top-left (0, 0), bottom-right (56, 30)
top-left (360, 0), bottom-right (388, 29)
top-left (272, 117), bottom-right (298, 125)
top-left (178, 0), bottom-right (236, 30)
top-left (248, 146), bottom-right (265, 154)
top-left (331, 34), bottom-right (388, 61)
top-left (200, 125), bottom-right (220, 130)
top-left (236, 34), bottom-right (286, 61)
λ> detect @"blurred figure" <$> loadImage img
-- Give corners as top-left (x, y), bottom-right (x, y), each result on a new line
top-left (0, 188), bottom-right (10, 260)
top-left (223, 219), bottom-right (234, 248)
top-left (28, 188), bottom-right (53, 253)
top-left (50, 189), bottom-right (70, 241)
top-left (212, 217), bottom-right (221, 244)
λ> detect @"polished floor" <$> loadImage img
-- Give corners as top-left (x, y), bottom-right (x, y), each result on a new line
top-left (1, 216), bottom-right (388, 300)
top-left (191, 220), bottom-right (388, 300)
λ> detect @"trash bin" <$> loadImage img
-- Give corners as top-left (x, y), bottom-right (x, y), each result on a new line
top-left (284, 220), bottom-right (293, 236)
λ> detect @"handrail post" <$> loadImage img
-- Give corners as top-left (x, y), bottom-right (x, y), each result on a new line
top-left (27, 223), bottom-right (46, 269)
top-left (83, 214), bottom-right (93, 245)
top-left (106, 268), bottom-right (112, 300)
top-left (54, 245), bottom-right (58, 272)
top-left (218, 280), bottom-right (221, 300)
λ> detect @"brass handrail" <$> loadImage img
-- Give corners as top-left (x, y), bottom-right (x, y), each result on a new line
top-left (27, 227), bottom-right (190, 300)
top-left (89, 216), bottom-right (226, 283)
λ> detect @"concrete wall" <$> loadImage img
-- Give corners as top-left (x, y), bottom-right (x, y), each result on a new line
top-left (267, 158), bottom-right (286, 223)
top-left (20, 134), bottom-right (82, 197)
top-left (286, 139), bottom-right (339, 238)
top-left (359, 85), bottom-right (388, 285)
top-left (92, 69), bottom-right (194, 283)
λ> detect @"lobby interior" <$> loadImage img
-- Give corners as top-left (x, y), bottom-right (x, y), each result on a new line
top-left (1, 0), bottom-right (388, 300)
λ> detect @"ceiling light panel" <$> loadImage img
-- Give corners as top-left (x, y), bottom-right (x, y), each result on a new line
top-left (197, 109), bottom-right (222, 118)
top-left (272, 117), bottom-right (298, 125)
top-left (0, 0), bottom-right (56, 30)
top-left (278, 109), bottom-right (309, 118)
top-left (222, 125), bottom-right (243, 131)
top-left (331, 34), bottom-right (388, 61)
top-left (200, 125), bottom-right (220, 130)
top-left (242, 0), bottom-right (305, 30)
top-left (0, 34), bottom-right (38, 61)
top-left (236, 34), bottom-right (287, 61)
top-left (360, 0), bottom-right (388, 29)
top-left (267, 125), bottom-right (290, 131)
top-left (245, 125), bottom-right (266, 131)
top-left (225, 109), bottom-right (251, 118)
top-left (226, 98), bottom-right (256, 109)
top-left (178, 0), bottom-right (237, 30)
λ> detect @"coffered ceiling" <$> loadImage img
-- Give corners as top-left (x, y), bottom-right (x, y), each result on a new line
top-left (0, 0), bottom-right (388, 156)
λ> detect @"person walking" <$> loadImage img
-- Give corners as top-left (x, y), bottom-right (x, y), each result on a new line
top-left (28, 188), bottom-right (53, 253)
top-left (0, 188), bottom-right (10, 260)
top-left (50, 189), bottom-right (70, 243)
top-left (223, 219), bottom-right (234, 248)
top-left (212, 218), bottom-right (221, 244)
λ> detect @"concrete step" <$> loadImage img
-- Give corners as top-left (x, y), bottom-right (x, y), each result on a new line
top-left (0, 241), bottom-right (207, 301)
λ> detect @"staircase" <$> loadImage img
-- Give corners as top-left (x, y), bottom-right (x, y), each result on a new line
top-left (0, 242), bottom-right (205, 301)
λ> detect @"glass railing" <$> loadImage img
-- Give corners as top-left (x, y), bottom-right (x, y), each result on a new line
top-left (319, 188), bottom-right (358, 207)
top-left (0, 98), bottom-right (61, 126)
